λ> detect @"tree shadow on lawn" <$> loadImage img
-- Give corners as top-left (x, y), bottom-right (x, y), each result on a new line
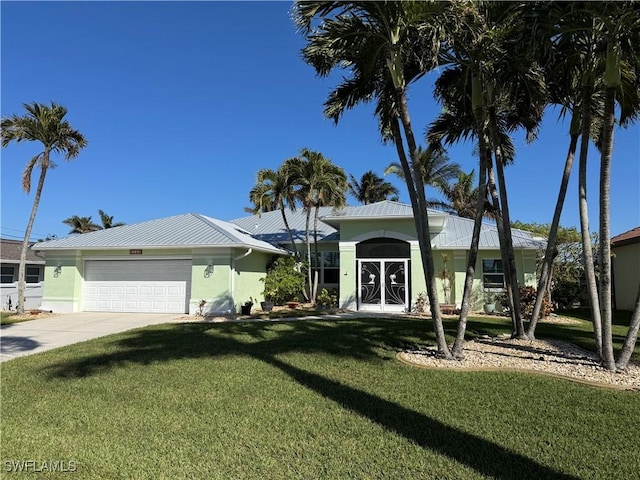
top-left (41, 317), bottom-right (580, 480)
top-left (264, 355), bottom-right (578, 480)
top-left (45, 318), bottom-right (426, 379)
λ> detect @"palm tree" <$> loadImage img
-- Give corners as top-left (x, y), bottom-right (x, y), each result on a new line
top-left (296, 1), bottom-right (456, 358)
top-left (531, 1), bottom-right (640, 370)
top-left (384, 146), bottom-right (461, 192)
top-left (430, 2), bottom-right (548, 348)
top-left (247, 165), bottom-right (300, 257)
top-left (98, 210), bottom-right (125, 229)
top-left (348, 171), bottom-right (399, 204)
top-left (1, 101), bottom-right (87, 314)
top-left (439, 170), bottom-right (480, 219)
top-left (62, 215), bottom-right (101, 234)
top-left (287, 148), bottom-right (347, 302)
top-left (384, 145), bottom-right (461, 210)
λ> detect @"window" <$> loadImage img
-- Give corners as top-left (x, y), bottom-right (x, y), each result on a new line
top-left (26, 266), bottom-right (41, 283)
top-left (311, 252), bottom-right (340, 285)
top-left (1, 266), bottom-right (14, 284)
top-left (482, 259), bottom-right (504, 289)
top-left (356, 238), bottom-right (410, 259)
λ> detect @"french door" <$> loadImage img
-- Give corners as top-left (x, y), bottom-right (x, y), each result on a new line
top-left (357, 259), bottom-right (409, 312)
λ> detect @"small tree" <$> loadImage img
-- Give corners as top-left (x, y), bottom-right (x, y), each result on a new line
top-left (260, 256), bottom-right (305, 306)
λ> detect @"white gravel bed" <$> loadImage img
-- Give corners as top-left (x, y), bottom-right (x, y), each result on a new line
top-left (399, 336), bottom-right (640, 390)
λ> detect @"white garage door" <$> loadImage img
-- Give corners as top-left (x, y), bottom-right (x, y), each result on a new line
top-left (83, 259), bottom-right (191, 313)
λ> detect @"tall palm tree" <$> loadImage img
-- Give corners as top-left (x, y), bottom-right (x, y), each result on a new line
top-left (348, 171), bottom-right (399, 204)
top-left (532, 1), bottom-right (640, 370)
top-left (1, 101), bottom-right (87, 314)
top-left (287, 148), bottom-right (347, 302)
top-left (62, 215), bottom-right (101, 234)
top-left (98, 209), bottom-right (125, 229)
top-left (431, 2), bottom-right (548, 348)
top-left (247, 165), bottom-right (300, 257)
top-left (296, 1), bottom-right (456, 358)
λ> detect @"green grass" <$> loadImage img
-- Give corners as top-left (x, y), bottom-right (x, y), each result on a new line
top-left (1, 315), bottom-right (639, 479)
top-left (0, 311), bottom-right (25, 326)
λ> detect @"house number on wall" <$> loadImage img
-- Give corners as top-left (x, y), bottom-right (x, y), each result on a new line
top-left (129, 249), bottom-right (143, 255)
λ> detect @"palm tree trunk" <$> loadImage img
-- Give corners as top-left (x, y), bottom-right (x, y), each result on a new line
top-left (528, 128), bottom-right (579, 338)
top-left (486, 155), bottom-right (518, 334)
top-left (453, 72), bottom-right (489, 357)
top-left (494, 151), bottom-right (527, 338)
top-left (395, 87), bottom-right (452, 359)
top-left (17, 154), bottom-right (50, 314)
top-left (305, 206), bottom-right (314, 304)
top-left (598, 85), bottom-right (616, 371)
top-left (485, 100), bottom-right (526, 338)
top-left (577, 83), bottom-right (603, 357)
top-left (280, 205), bottom-right (298, 260)
top-left (313, 205), bottom-right (322, 302)
top-left (616, 282), bottom-right (640, 370)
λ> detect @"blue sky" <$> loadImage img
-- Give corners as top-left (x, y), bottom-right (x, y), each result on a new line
top-left (1, 1), bottom-right (638, 243)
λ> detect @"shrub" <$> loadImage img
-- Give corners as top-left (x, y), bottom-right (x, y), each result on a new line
top-left (519, 286), bottom-right (553, 319)
top-left (260, 256), bottom-right (305, 305)
top-left (317, 288), bottom-right (338, 307)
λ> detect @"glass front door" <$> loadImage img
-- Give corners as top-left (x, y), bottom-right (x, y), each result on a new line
top-left (357, 259), bottom-right (409, 312)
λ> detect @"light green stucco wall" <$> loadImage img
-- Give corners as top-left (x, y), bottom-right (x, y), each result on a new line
top-left (233, 250), bottom-right (273, 312)
top-left (40, 253), bottom-right (83, 312)
top-left (39, 248), bottom-right (276, 314)
top-left (191, 250), bottom-right (232, 314)
top-left (338, 219), bottom-right (418, 243)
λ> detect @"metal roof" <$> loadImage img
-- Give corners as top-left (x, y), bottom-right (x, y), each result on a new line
top-left (321, 200), bottom-right (444, 222)
top-left (230, 207), bottom-right (338, 244)
top-left (231, 201), bottom-right (544, 250)
top-left (31, 213), bottom-right (286, 254)
top-left (431, 216), bottom-right (546, 249)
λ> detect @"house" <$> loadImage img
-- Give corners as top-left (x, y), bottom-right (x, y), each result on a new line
top-left (1, 238), bottom-right (46, 310)
top-left (611, 227), bottom-right (640, 311)
top-left (33, 201), bottom-right (544, 315)
top-left (232, 201), bottom-right (544, 312)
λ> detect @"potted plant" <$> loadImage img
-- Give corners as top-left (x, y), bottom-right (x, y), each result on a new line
top-left (240, 298), bottom-right (254, 315)
top-left (483, 291), bottom-right (496, 314)
top-left (316, 288), bottom-right (336, 311)
top-left (260, 298), bottom-right (274, 312)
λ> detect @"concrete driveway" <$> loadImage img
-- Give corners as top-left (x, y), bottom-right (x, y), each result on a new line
top-left (0, 312), bottom-right (183, 362)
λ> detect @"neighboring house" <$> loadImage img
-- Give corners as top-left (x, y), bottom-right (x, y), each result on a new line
top-left (1, 238), bottom-right (46, 310)
top-left (611, 227), bottom-right (640, 312)
top-left (33, 201), bottom-right (544, 315)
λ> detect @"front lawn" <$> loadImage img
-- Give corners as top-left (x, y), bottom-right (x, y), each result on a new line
top-left (1, 315), bottom-right (638, 479)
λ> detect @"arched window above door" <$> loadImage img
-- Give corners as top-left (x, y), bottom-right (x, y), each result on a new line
top-left (356, 238), bottom-right (410, 259)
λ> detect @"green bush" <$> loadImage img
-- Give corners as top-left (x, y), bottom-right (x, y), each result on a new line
top-left (317, 288), bottom-right (338, 307)
top-left (260, 256), bottom-right (305, 305)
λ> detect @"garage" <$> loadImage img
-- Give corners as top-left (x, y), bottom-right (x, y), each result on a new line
top-left (83, 259), bottom-right (192, 313)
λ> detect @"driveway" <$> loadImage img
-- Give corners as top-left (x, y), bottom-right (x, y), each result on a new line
top-left (0, 312), bottom-right (183, 362)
